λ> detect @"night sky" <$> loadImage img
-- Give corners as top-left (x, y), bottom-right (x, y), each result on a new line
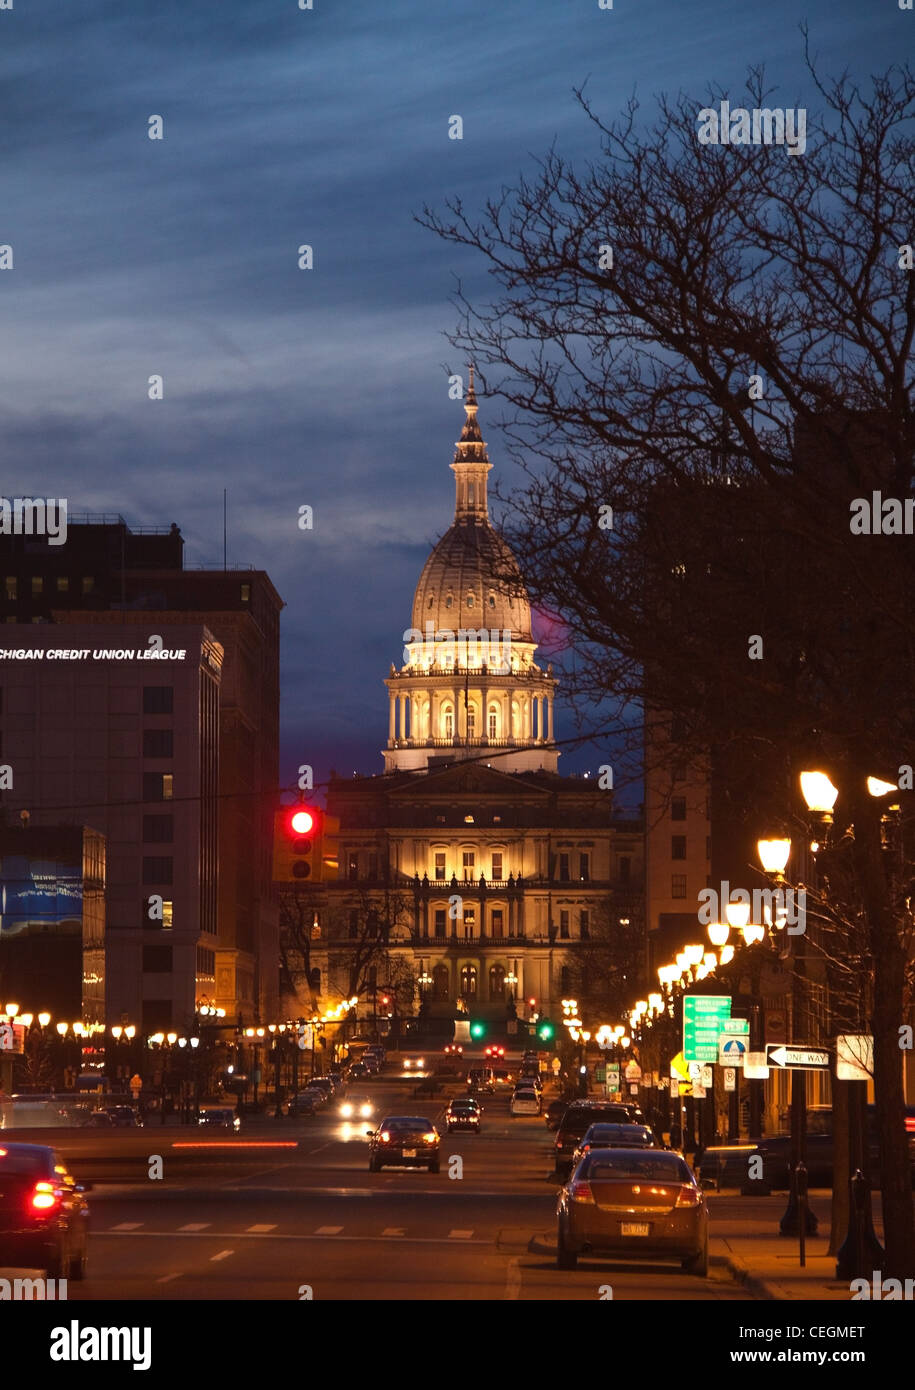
top-left (2, 0), bottom-right (903, 795)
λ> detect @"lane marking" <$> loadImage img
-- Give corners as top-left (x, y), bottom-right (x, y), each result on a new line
top-left (155, 1273), bottom-right (183, 1284)
top-left (449, 1229), bottom-right (474, 1238)
top-left (382, 1227), bottom-right (405, 1236)
top-left (247, 1223), bottom-right (277, 1233)
top-left (111, 1221), bottom-right (143, 1231)
top-left (210, 1249), bottom-right (234, 1262)
top-left (178, 1223), bottom-right (210, 1232)
top-left (315, 1225), bottom-right (343, 1235)
top-left (96, 1230), bottom-right (491, 1245)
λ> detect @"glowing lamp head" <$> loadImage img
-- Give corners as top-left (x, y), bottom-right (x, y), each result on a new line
top-left (707, 922), bottom-right (729, 947)
top-left (867, 776), bottom-right (897, 798)
top-left (757, 838), bottom-right (791, 876)
top-left (725, 898), bottom-right (750, 930)
top-left (800, 772), bottom-right (838, 817)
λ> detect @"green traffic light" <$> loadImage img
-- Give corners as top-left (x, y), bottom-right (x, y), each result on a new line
top-left (469, 1020), bottom-right (486, 1039)
top-left (537, 1021), bottom-right (555, 1041)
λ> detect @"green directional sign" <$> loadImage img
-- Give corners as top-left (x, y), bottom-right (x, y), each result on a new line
top-left (683, 995), bottom-right (732, 1063)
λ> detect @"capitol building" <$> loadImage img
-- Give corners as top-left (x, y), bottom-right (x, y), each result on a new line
top-left (307, 376), bottom-right (643, 1034)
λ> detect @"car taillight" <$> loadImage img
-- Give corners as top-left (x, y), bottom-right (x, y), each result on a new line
top-left (675, 1185), bottom-right (702, 1208)
top-left (31, 1181), bottom-right (60, 1212)
top-left (569, 1181), bottom-right (593, 1203)
top-left (905, 1117), bottom-right (915, 1134)
top-left (423, 1132), bottom-right (437, 1142)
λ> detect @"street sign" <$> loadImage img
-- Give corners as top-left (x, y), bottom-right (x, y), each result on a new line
top-left (629, 1083), bottom-right (639, 1096)
top-left (718, 1036), bottom-right (747, 1066)
top-left (683, 996), bottom-right (731, 1063)
top-left (687, 1061), bottom-right (702, 1081)
top-left (692, 1083), bottom-right (706, 1099)
top-left (724, 1067), bottom-right (736, 1092)
top-left (765, 1044), bottom-right (830, 1070)
top-left (836, 1035), bottom-right (873, 1082)
top-left (670, 1052), bottom-right (690, 1081)
top-left (700, 1064), bottom-right (714, 1088)
top-left (721, 1018), bottom-right (749, 1036)
top-left (625, 1060), bottom-right (642, 1081)
top-left (670, 1080), bottom-right (679, 1098)
top-left (744, 1051), bottom-right (770, 1080)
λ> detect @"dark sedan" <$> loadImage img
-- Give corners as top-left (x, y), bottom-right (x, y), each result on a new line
top-left (445, 1099), bottom-right (482, 1132)
top-left (557, 1148), bottom-right (708, 1275)
top-left (554, 1103), bottom-right (635, 1178)
top-left (367, 1116), bottom-right (440, 1172)
top-left (0, 1142), bottom-right (90, 1278)
top-left (569, 1123), bottom-right (658, 1169)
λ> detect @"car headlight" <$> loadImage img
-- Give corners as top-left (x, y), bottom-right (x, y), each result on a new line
top-left (341, 1103), bottom-right (353, 1117)
top-left (423, 1132), bottom-right (437, 1142)
top-left (360, 1104), bottom-right (372, 1117)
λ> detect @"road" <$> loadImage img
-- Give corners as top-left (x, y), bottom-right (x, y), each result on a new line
top-left (7, 1080), bottom-right (759, 1302)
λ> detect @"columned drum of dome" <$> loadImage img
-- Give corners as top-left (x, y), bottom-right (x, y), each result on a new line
top-left (384, 371), bottom-right (559, 774)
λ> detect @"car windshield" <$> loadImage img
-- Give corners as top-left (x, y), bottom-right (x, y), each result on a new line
top-left (383, 1118), bottom-right (431, 1130)
top-left (451, 1102), bottom-right (476, 1111)
top-left (0, 1147), bottom-right (52, 1175)
top-left (583, 1125), bottom-right (653, 1144)
top-left (584, 1153), bottom-right (693, 1182)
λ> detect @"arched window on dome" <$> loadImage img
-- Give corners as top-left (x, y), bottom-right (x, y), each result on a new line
top-left (488, 705), bottom-right (498, 740)
top-left (442, 705), bottom-right (454, 739)
top-left (445, 593), bottom-right (453, 609)
top-left (466, 592), bottom-right (474, 608)
top-left (428, 593), bottom-right (434, 608)
top-left (488, 593), bottom-right (496, 608)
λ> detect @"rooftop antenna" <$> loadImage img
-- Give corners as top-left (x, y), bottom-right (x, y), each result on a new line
top-left (223, 488), bottom-right (227, 569)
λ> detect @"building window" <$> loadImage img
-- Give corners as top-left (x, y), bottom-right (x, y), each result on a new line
top-left (434, 852), bottom-right (446, 882)
top-left (467, 705), bottom-right (476, 737)
top-left (671, 796), bottom-right (687, 821)
top-left (560, 910), bottom-right (570, 939)
top-left (618, 855), bottom-right (631, 884)
top-left (488, 707), bottom-right (498, 739)
top-left (580, 909), bottom-right (590, 939)
top-left (81, 577), bottom-right (94, 594)
top-left (560, 965), bottom-right (572, 994)
top-left (143, 729), bottom-right (173, 758)
top-left (4, 578), bottom-right (16, 600)
top-left (558, 853), bottom-right (570, 882)
top-left (56, 576), bottom-right (69, 592)
top-left (491, 852), bottom-right (503, 881)
top-left (672, 835), bottom-right (687, 860)
top-left (442, 705), bottom-right (453, 739)
top-left (142, 770), bottom-right (162, 801)
top-left (489, 964), bottom-right (506, 1000)
top-left (491, 908), bottom-right (504, 938)
top-left (435, 814), bottom-right (446, 824)
top-left (142, 856), bottom-right (173, 885)
top-left (445, 594), bottom-right (453, 609)
top-left (488, 594), bottom-right (496, 608)
top-left (433, 963), bottom-right (449, 999)
top-left (347, 853), bottom-right (359, 881)
top-left (143, 686), bottom-right (174, 715)
top-left (240, 584), bottom-right (251, 602)
top-left (143, 814), bottom-right (173, 843)
top-left (671, 874), bottom-right (687, 899)
top-left (492, 814), bottom-right (501, 825)
top-left (143, 945), bottom-right (173, 974)
top-left (161, 899), bottom-right (173, 929)
top-left (462, 851), bottom-right (475, 879)
top-left (31, 577), bottom-right (43, 596)
top-left (672, 761), bottom-right (686, 783)
top-left (466, 592), bottom-right (474, 608)
top-left (196, 946), bottom-right (215, 978)
top-left (460, 965), bottom-right (477, 999)
top-left (434, 909), bottom-right (446, 939)
top-left (578, 853), bottom-right (590, 882)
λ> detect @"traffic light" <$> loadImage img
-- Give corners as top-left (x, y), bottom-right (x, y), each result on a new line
top-left (273, 806), bottom-right (340, 882)
top-left (469, 1019), bottom-right (486, 1041)
top-left (537, 1019), bottom-right (556, 1043)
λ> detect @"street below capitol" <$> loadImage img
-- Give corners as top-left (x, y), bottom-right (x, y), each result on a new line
top-left (11, 1078), bottom-right (761, 1302)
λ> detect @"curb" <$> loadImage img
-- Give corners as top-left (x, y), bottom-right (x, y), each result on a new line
top-left (722, 1251), bottom-right (780, 1300)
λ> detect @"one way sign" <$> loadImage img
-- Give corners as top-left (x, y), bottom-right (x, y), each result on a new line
top-left (765, 1044), bottom-right (830, 1071)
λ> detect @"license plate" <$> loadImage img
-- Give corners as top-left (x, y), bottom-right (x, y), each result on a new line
top-left (403, 1148), bottom-right (417, 1158)
top-left (621, 1223), bottom-right (650, 1236)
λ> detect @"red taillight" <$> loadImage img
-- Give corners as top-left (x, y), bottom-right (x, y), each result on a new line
top-left (31, 1181), bottom-right (60, 1212)
top-left (905, 1117), bottom-right (915, 1134)
top-left (569, 1180), bottom-right (593, 1203)
top-left (675, 1184), bottom-right (701, 1208)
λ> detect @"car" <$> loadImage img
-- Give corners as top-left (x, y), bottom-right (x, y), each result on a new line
top-left (102, 1105), bottom-right (142, 1128)
top-left (328, 1070), bottom-right (347, 1095)
top-left (520, 1072), bottom-right (543, 1092)
top-left (403, 1056), bottom-right (427, 1072)
top-left (445, 1099), bottom-right (482, 1132)
top-left (362, 1056), bottom-right (380, 1076)
top-left (0, 1142), bottom-right (91, 1279)
top-left (545, 1098), bottom-right (571, 1131)
top-left (340, 1094), bottom-right (375, 1120)
top-left (570, 1123), bottom-right (658, 1168)
top-left (287, 1093), bottom-right (319, 1118)
top-left (305, 1077), bottom-right (335, 1104)
top-left (443, 1044), bottom-right (464, 1056)
top-left (82, 1110), bottom-right (116, 1128)
top-left (484, 1046), bottom-right (505, 1060)
top-left (554, 1102), bottom-right (634, 1178)
top-left (556, 1148), bottom-right (709, 1275)
top-left (348, 1062), bottom-right (368, 1080)
top-left (493, 1068), bottom-right (516, 1088)
top-left (197, 1107), bottom-right (241, 1131)
top-left (511, 1088), bottom-right (542, 1116)
top-left (367, 1116), bottom-right (440, 1172)
top-left (467, 1068), bottom-right (495, 1094)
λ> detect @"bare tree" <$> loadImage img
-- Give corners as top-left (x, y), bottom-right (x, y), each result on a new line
top-left (420, 49), bottom-right (915, 1273)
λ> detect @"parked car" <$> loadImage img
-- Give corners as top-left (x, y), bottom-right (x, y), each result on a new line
top-left (367, 1116), bottom-right (440, 1172)
top-left (0, 1142), bottom-right (91, 1278)
top-left (545, 1097), bottom-right (571, 1131)
top-left (569, 1123), bottom-right (657, 1169)
top-left (557, 1148), bottom-right (709, 1274)
top-left (446, 1098), bottom-right (482, 1132)
top-left (554, 1102), bottom-right (634, 1178)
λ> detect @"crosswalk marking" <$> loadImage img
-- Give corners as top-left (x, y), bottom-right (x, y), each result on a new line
top-left (111, 1222), bottom-right (143, 1231)
top-left (179, 1223), bottom-right (210, 1232)
top-left (210, 1250), bottom-right (234, 1261)
top-left (449, 1229), bottom-right (474, 1238)
top-left (246, 1223), bottom-right (277, 1233)
top-left (315, 1225), bottom-right (343, 1235)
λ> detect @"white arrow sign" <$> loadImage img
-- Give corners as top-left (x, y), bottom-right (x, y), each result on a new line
top-left (766, 1045), bottom-right (830, 1070)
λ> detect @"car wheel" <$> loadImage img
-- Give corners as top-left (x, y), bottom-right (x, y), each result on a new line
top-left (47, 1236), bottom-right (67, 1280)
top-left (556, 1225), bottom-right (577, 1270)
top-left (429, 1158), bottom-right (440, 1173)
top-left (682, 1234), bottom-right (709, 1277)
top-left (69, 1235), bottom-right (88, 1281)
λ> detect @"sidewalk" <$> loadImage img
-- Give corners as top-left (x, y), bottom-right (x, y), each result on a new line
top-left (711, 1191), bottom-right (877, 1299)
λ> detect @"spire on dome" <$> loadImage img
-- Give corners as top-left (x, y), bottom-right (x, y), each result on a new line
top-left (451, 366), bottom-right (492, 520)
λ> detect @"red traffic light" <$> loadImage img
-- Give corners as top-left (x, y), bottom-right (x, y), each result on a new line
top-left (286, 806), bottom-right (319, 837)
